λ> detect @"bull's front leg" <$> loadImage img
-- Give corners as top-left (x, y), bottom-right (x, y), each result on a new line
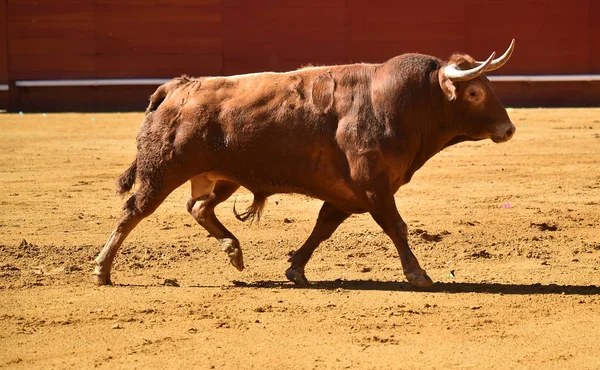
top-left (366, 190), bottom-right (433, 288)
top-left (286, 202), bottom-right (351, 286)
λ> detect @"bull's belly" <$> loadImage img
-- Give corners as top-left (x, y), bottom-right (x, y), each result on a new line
top-left (192, 169), bottom-right (366, 214)
top-left (177, 121), bottom-right (367, 212)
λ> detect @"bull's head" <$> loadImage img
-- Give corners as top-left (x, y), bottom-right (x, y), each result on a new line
top-left (439, 40), bottom-right (516, 143)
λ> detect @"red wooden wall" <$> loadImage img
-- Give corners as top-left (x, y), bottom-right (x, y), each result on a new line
top-left (2, 0), bottom-right (599, 111)
top-left (0, 0), bottom-right (8, 109)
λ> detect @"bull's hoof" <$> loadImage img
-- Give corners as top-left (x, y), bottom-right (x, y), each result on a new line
top-left (92, 270), bottom-right (113, 286)
top-left (285, 267), bottom-right (309, 287)
top-left (222, 239), bottom-right (244, 271)
top-left (404, 269), bottom-right (434, 288)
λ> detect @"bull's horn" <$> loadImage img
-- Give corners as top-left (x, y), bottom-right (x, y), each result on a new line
top-left (476, 39), bottom-right (515, 72)
top-left (444, 52), bottom-right (495, 82)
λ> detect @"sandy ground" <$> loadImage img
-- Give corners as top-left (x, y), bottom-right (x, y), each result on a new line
top-left (0, 109), bottom-right (599, 369)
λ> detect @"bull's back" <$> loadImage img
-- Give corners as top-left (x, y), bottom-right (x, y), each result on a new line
top-left (165, 69), bottom-right (347, 196)
top-left (147, 65), bottom-right (376, 203)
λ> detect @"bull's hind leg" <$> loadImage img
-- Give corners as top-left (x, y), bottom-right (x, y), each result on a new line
top-left (186, 178), bottom-right (243, 270)
top-left (286, 202), bottom-right (350, 286)
top-left (94, 181), bottom-right (181, 286)
top-left (94, 171), bottom-right (186, 285)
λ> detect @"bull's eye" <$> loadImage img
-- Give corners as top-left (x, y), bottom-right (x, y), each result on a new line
top-left (465, 85), bottom-right (484, 103)
top-left (463, 83), bottom-right (485, 104)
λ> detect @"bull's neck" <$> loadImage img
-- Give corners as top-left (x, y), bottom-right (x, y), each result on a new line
top-left (399, 95), bottom-right (459, 184)
top-left (371, 60), bottom-right (464, 186)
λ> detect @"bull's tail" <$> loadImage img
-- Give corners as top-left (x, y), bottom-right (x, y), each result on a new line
top-left (233, 192), bottom-right (268, 224)
top-left (117, 78), bottom-right (179, 194)
top-left (116, 159), bottom-right (137, 195)
top-left (118, 76), bottom-right (194, 195)
top-left (145, 75), bottom-right (193, 115)
top-left (145, 84), bottom-right (168, 115)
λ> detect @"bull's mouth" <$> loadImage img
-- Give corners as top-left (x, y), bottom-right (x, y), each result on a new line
top-left (491, 135), bottom-right (510, 143)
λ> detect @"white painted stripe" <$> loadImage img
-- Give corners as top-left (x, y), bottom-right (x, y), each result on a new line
top-left (12, 75), bottom-right (600, 87)
top-left (489, 75), bottom-right (600, 82)
top-left (0, 84), bottom-right (8, 91)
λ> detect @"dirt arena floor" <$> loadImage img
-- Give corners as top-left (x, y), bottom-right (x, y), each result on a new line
top-left (1, 109), bottom-right (599, 369)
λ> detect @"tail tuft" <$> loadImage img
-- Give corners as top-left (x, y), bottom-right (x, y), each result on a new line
top-left (145, 85), bottom-right (168, 115)
top-left (233, 192), bottom-right (268, 224)
top-left (116, 159), bottom-right (137, 195)
top-left (145, 75), bottom-right (194, 115)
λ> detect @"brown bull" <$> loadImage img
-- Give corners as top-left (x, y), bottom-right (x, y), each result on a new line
top-left (94, 40), bottom-right (516, 288)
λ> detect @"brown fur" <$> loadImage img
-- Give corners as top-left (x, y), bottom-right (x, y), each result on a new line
top-left (116, 160), bottom-right (137, 195)
top-left (97, 46), bottom-right (516, 287)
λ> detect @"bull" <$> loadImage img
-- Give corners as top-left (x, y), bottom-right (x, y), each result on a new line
top-left (94, 40), bottom-right (516, 288)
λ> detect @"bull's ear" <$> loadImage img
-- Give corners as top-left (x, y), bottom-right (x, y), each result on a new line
top-left (438, 68), bottom-right (457, 101)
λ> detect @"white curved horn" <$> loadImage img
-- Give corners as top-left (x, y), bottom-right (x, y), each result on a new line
top-left (477, 39), bottom-right (515, 72)
top-left (444, 52), bottom-right (495, 82)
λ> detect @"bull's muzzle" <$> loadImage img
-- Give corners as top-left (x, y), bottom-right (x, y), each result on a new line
top-left (492, 122), bottom-right (516, 143)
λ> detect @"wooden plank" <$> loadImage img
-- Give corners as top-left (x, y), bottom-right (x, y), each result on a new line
top-left (9, 55), bottom-right (95, 80)
top-left (12, 85), bottom-right (158, 112)
top-left (347, 38), bottom-right (466, 64)
top-left (154, 0), bottom-right (220, 5)
top-left (96, 21), bottom-right (221, 44)
top-left (9, 38), bottom-right (95, 56)
top-left (94, 1), bottom-right (223, 77)
top-left (95, 34), bottom-right (221, 55)
top-left (466, 0), bottom-right (590, 74)
top-left (94, 3), bottom-right (221, 23)
top-left (590, 0), bottom-right (600, 72)
top-left (7, 0), bottom-right (94, 41)
top-left (223, 0), bottom-right (344, 8)
top-left (8, 21), bottom-right (94, 39)
top-left (95, 0), bottom-right (220, 5)
top-left (8, 1), bottom-right (94, 22)
top-left (493, 81), bottom-right (600, 107)
top-left (224, 40), bottom-right (344, 61)
top-left (222, 4), bottom-right (344, 72)
top-left (95, 53), bottom-right (222, 78)
top-left (223, 7), bottom-right (345, 42)
top-left (347, 0), bottom-right (464, 25)
top-left (6, 0), bottom-right (598, 110)
top-left (8, 0), bottom-right (92, 3)
top-left (0, 0), bottom-right (8, 84)
top-left (223, 58), bottom-right (343, 76)
top-left (0, 92), bottom-right (8, 110)
top-left (222, 6), bottom-right (345, 26)
top-left (346, 1), bottom-right (465, 63)
top-left (7, 0), bottom-right (95, 79)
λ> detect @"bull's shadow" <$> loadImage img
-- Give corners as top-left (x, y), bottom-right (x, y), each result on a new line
top-left (226, 279), bottom-right (600, 295)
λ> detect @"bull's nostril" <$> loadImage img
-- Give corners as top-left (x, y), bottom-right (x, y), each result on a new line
top-left (505, 128), bottom-right (514, 138)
